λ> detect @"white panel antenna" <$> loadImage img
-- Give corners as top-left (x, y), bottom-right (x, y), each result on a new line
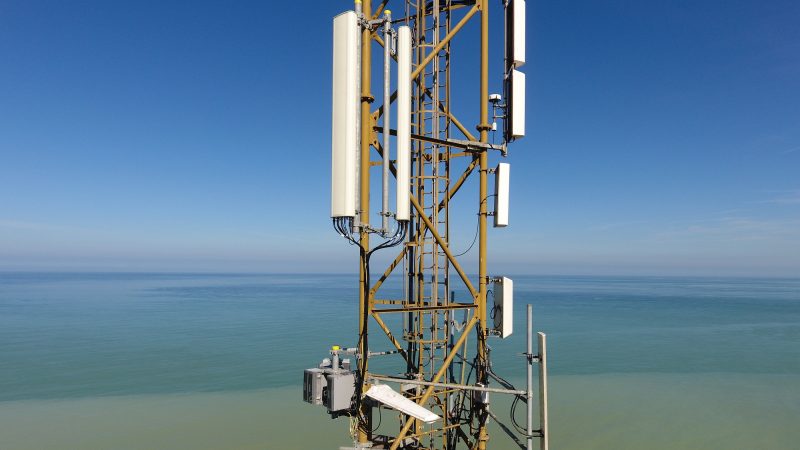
top-left (365, 384), bottom-right (441, 424)
top-left (494, 163), bottom-right (510, 227)
top-left (493, 277), bottom-right (514, 338)
top-left (330, 11), bottom-right (358, 218)
top-left (396, 26), bottom-right (411, 222)
top-left (510, 0), bottom-right (526, 68)
top-left (509, 69), bottom-right (525, 139)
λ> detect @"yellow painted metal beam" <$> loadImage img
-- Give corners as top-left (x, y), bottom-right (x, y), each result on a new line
top-left (410, 195), bottom-right (478, 299)
top-left (411, 5), bottom-right (479, 80)
top-left (374, 303), bottom-right (475, 313)
top-left (437, 158), bottom-right (477, 212)
top-left (373, 158), bottom-right (477, 297)
top-left (369, 246), bottom-right (406, 296)
top-left (371, 53), bottom-right (476, 142)
top-left (371, 313), bottom-right (408, 361)
top-left (371, 0), bottom-right (389, 19)
top-left (388, 315), bottom-right (480, 450)
top-left (435, 95), bottom-right (478, 142)
top-left (358, 0), bottom-right (373, 444)
top-left (477, 0), bottom-right (491, 447)
top-left (372, 10), bottom-right (478, 142)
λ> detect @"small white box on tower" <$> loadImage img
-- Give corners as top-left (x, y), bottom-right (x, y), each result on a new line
top-left (508, 69), bottom-right (526, 140)
top-left (493, 277), bottom-right (514, 339)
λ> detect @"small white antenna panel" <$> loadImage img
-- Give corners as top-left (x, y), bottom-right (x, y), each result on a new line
top-left (493, 276), bottom-right (514, 338)
top-left (508, 0), bottom-right (526, 68)
top-left (509, 69), bottom-right (525, 139)
top-left (494, 163), bottom-right (510, 227)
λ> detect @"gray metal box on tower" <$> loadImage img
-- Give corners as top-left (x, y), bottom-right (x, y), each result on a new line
top-left (303, 368), bottom-right (325, 405)
top-left (326, 371), bottom-right (356, 412)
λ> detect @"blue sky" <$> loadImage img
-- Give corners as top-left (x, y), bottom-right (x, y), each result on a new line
top-left (1, 0), bottom-right (798, 276)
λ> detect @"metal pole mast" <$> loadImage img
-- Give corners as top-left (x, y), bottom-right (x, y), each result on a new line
top-left (477, 0), bottom-right (491, 447)
top-left (358, 0), bottom-right (373, 444)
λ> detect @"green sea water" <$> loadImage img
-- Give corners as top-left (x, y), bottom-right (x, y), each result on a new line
top-left (1, 273), bottom-right (799, 449)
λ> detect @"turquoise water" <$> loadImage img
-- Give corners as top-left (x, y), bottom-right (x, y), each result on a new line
top-left (1, 273), bottom-right (799, 449)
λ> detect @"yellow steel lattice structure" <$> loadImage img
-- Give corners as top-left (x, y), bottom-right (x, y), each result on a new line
top-left (354, 1), bottom-right (495, 448)
top-left (319, 0), bottom-right (548, 449)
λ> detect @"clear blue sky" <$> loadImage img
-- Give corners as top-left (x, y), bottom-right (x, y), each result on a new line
top-left (1, 1), bottom-right (798, 276)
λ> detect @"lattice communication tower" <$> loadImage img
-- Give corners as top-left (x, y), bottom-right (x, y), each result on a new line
top-left (304, 1), bottom-right (549, 449)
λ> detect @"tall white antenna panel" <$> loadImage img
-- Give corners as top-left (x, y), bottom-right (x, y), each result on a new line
top-left (508, 69), bottom-right (526, 139)
top-left (396, 26), bottom-right (412, 222)
top-left (506, 0), bottom-right (526, 68)
top-left (494, 162), bottom-right (510, 227)
top-left (331, 11), bottom-right (358, 218)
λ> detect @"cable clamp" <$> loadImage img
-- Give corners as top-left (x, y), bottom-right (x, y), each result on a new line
top-left (522, 352), bottom-right (540, 363)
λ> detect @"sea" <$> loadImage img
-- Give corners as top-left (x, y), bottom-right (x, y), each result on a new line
top-left (1, 272), bottom-right (798, 449)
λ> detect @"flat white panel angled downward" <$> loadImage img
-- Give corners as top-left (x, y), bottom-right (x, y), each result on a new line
top-left (494, 162), bottom-right (510, 227)
top-left (330, 11), bottom-right (358, 218)
top-left (395, 26), bottom-right (411, 222)
top-left (365, 384), bottom-right (441, 424)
